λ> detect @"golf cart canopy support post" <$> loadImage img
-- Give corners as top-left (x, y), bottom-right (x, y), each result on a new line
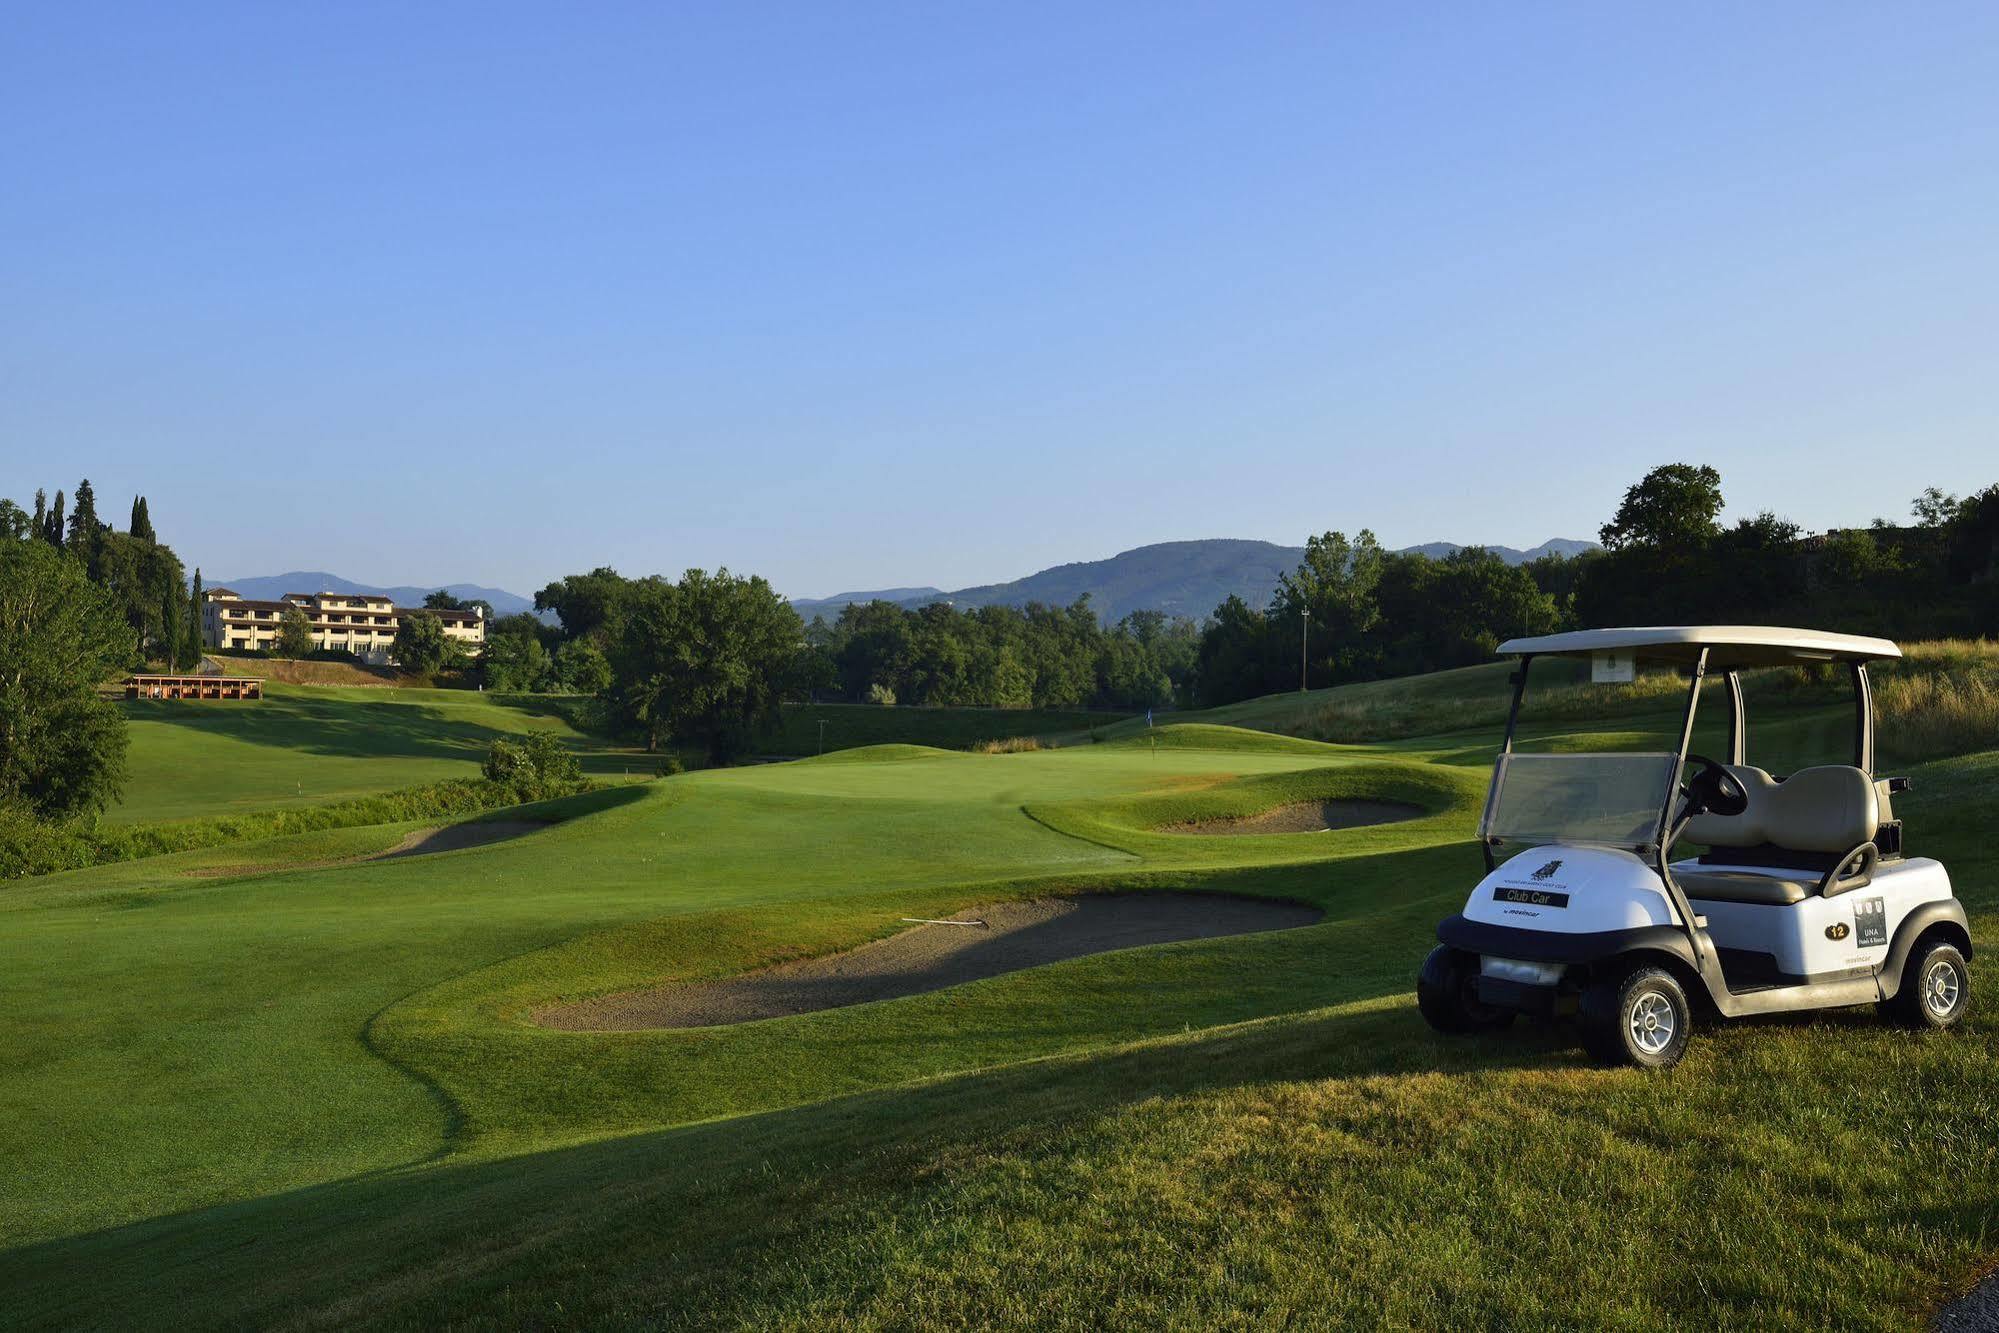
top-left (1661, 648), bottom-right (1711, 966)
top-left (1724, 670), bottom-right (1745, 767)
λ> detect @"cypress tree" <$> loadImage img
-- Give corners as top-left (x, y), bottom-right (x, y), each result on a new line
top-left (184, 569), bottom-right (206, 668)
top-left (32, 489), bottom-right (46, 539)
top-left (130, 495), bottom-right (155, 544)
top-left (47, 490), bottom-right (65, 549)
top-left (68, 479), bottom-right (102, 577)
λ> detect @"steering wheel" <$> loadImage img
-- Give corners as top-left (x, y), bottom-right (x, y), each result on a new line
top-left (1682, 753), bottom-right (1748, 818)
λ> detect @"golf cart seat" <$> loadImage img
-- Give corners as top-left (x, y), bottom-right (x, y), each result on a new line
top-left (1672, 868), bottom-right (1815, 906)
top-left (1678, 765), bottom-right (1881, 905)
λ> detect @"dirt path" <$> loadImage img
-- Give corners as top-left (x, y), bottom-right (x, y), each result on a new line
top-left (1164, 799), bottom-right (1424, 835)
top-left (539, 891), bottom-right (1323, 1031)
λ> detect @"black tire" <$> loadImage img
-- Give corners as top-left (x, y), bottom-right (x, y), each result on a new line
top-left (1417, 945), bottom-right (1515, 1034)
top-left (1884, 941), bottom-right (1970, 1029)
top-left (1579, 964), bottom-right (1692, 1069)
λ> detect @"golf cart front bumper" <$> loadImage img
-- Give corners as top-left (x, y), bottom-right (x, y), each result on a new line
top-left (1438, 915), bottom-right (1703, 1016)
top-left (1437, 915), bottom-right (1699, 971)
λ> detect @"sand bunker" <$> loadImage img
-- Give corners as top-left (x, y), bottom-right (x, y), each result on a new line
top-left (1165, 800), bottom-right (1424, 836)
top-left (538, 891), bottom-right (1322, 1031)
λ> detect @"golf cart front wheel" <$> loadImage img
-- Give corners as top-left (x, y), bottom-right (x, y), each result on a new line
top-left (1417, 946), bottom-right (1514, 1034)
top-left (1580, 965), bottom-right (1691, 1069)
top-left (1885, 941), bottom-right (1970, 1029)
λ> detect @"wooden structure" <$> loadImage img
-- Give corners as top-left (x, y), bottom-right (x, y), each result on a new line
top-left (124, 674), bottom-right (264, 701)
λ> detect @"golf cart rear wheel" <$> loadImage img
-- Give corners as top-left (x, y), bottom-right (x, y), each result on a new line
top-left (1580, 965), bottom-right (1691, 1069)
top-left (1417, 946), bottom-right (1514, 1034)
top-left (1885, 941), bottom-right (1970, 1029)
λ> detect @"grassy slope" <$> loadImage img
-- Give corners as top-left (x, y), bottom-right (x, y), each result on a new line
top-left (111, 684), bottom-right (644, 823)
top-left (1, 685), bottom-right (1994, 1326)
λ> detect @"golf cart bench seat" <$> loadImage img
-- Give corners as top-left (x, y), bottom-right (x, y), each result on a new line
top-left (1679, 764), bottom-right (1881, 904)
top-left (1674, 868), bottom-right (1814, 907)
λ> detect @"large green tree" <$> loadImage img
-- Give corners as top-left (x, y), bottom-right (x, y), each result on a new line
top-left (481, 616), bottom-right (554, 692)
top-left (608, 569), bottom-right (803, 760)
top-left (96, 530), bottom-right (187, 660)
top-left (1269, 529), bottom-right (1387, 685)
top-left (0, 539), bottom-right (131, 820)
top-left (553, 639), bottom-right (612, 694)
top-left (534, 567), bottom-right (630, 641)
top-left (277, 604), bottom-right (316, 658)
top-left (391, 613), bottom-right (464, 675)
top-left (1598, 463), bottom-right (1724, 552)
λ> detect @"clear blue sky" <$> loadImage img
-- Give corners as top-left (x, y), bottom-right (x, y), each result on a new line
top-left (5, 3), bottom-right (1996, 600)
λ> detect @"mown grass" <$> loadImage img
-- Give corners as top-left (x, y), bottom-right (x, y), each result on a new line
top-left (111, 682), bottom-right (646, 823)
top-left (0, 669), bottom-right (1994, 1327)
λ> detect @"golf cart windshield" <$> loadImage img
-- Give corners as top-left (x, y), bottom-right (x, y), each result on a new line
top-left (1479, 752), bottom-right (1681, 851)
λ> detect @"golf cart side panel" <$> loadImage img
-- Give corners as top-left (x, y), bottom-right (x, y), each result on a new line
top-left (1463, 845), bottom-right (1679, 934)
top-left (1681, 856), bottom-right (1954, 979)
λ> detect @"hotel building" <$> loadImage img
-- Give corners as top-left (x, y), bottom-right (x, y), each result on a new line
top-left (202, 589), bottom-right (486, 663)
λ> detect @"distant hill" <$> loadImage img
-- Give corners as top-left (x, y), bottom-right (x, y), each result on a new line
top-left (790, 537), bottom-right (1595, 624)
top-left (212, 571), bottom-right (537, 615)
top-left (1397, 537), bottom-right (1597, 564)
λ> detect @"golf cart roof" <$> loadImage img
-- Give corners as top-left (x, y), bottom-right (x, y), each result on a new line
top-left (1495, 626), bottom-right (1901, 669)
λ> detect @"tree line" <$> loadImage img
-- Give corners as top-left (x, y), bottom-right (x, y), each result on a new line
top-left (1560, 465), bottom-right (1999, 635)
top-left (1186, 465), bottom-right (1999, 708)
top-left (518, 567), bottom-right (1200, 751)
top-left (801, 600), bottom-right (1199, 711)
top-left (7, 463), bottom-right (1995, 841)
top-left (3, 480), bottom-right (204, 669)
top-left (1, 482), bottom-right (152, 826)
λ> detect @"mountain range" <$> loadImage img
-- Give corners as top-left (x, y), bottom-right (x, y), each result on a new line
top-left (218, 537), bottom-right (1594, 629)
top-left (789, 537), bottom-right (1595, 624)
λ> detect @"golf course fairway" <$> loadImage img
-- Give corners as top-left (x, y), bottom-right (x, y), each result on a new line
top-left (2, 711), bottom-right (1994, 1328)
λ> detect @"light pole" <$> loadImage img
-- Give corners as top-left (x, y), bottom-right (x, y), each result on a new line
top-left (1300, 608), bottom-right (1309, 693)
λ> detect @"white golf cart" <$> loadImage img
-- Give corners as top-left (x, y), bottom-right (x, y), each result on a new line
top-left (1418, 626), bottom-right (1971, 1068)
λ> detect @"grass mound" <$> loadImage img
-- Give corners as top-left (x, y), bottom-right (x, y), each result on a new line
top-left (795, 743), bottom-right (968, 765)
top-left (769, 703), bottom-right (1128, 756)
top-left (1101, 723), bottom-right (1345, 755)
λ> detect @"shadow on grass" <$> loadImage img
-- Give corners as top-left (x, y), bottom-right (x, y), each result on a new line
top-left (119, 690), bottom-right (638, 768)
top-left (0, 997), bottom-right (1566, 1327)
top-left (122, 694), bottom-right (525, 762)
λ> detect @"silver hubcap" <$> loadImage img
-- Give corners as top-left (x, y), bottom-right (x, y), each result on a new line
top-left (1923, 959), bottom-right (1962, 1019)
top-left (1628, 990), bottom-right (1677, 1055)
